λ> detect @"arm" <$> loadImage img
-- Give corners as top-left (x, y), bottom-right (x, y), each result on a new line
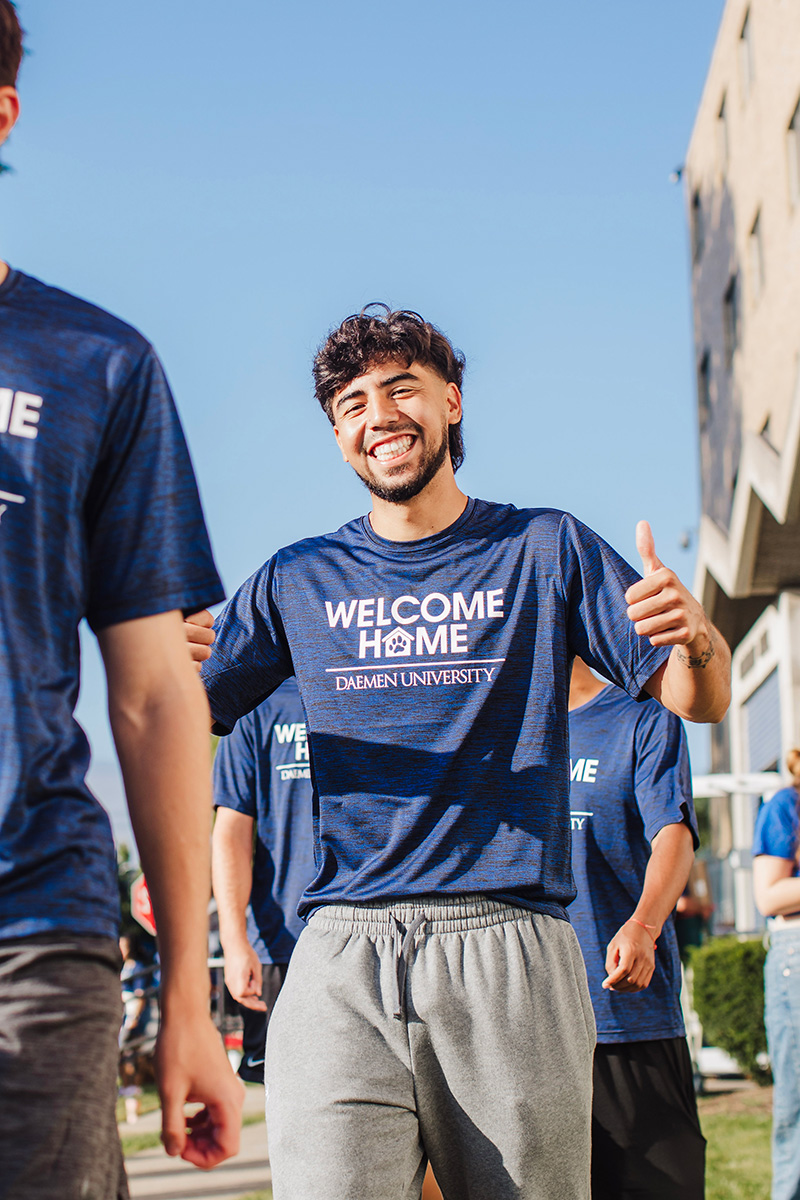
top-left (212, 809), bottom-right (266, 1011)
top-left (626, 521), bottom-right (731, 723)
top-left (753, 855), bottom-right (800, 917)
top-left (99, 610), bottom-right (243, 1169)
top-left (603, 821), bottom-right (695, 993)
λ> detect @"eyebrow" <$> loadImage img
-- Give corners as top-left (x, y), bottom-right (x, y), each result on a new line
top-left (334, 371), bottom-right (420, 412)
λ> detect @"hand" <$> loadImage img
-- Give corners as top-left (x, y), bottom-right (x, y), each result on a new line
top-left (224, 943), bottom-right (267, 1012)
top-left (599, 916), bottom-right (657, 993)
top-left (602, 919), bottom-right (658, 993)
top-left (625, 521), bottom-right (711, 655)
top-left (156, 1010), bottom-right (244, 1169)
top-left (186, 609), bottom-right (215, 669)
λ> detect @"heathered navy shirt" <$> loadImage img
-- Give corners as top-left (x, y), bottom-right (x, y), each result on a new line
top-left (213, 679), bottom-right (315, 963)
top-left (0, 268), bottom-right (224, 941)
top-left (202, 500), bottom-right (671, 918)
top-left (569, 684), bottom-right (698, 1042)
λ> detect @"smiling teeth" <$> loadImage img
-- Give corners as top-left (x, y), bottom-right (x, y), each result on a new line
top-left (371, 436), bottom-right (414, 462)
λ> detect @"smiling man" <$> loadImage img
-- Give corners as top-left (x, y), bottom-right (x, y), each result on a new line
top-left (188, 305), bottom-right (730, 1200)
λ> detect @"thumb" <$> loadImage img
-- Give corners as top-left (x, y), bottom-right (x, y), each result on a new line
top-left (635, 520), bottom-right (663, 576)
top-left (161, 1092), bottom-right (187, 1158)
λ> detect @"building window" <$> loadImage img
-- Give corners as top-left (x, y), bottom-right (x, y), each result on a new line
top-left (723, 274), bottom-right (740, 367)
top-left (718, 93), bottom-right (729, 171)
top-left (739, 9), bottom-right (754, 102)
top-left (788, 97), bottom-right (800, 206)
top-left (698, 351), bottom-right (711, 430)
top-left (691, 190), bottom-right (704, 263)
top-left (748, 210), bottom-right (764, 303)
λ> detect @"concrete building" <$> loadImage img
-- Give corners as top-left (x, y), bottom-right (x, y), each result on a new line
top-left (685, 0), bottom-right (800, 930)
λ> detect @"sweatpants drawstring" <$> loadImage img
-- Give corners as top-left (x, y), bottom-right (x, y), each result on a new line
top-left (391, 914), bottom-right (426, 1020)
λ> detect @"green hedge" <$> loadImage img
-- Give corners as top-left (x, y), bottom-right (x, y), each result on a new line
top-left (689, 936), bottom-right (769, 1084)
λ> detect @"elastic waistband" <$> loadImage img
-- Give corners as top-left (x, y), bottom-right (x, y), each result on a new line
top-left (308, 893), bottom-right (536, 935)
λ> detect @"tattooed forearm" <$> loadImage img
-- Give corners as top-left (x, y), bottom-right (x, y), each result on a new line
top-left (676, 639), bottom-right (716, 669)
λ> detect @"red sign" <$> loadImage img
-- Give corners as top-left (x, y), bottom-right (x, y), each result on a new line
top-left (130, 873), bottom-right (157, 936)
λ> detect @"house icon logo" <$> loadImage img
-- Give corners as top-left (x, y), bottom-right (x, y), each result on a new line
top-left (383, 627), bottom-right (413, 657)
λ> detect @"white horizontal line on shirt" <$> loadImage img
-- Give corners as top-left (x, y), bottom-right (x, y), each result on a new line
top-left (0, 490), bottom-right (25, 504)
top-left (326, 658), bottom-right (507, 674)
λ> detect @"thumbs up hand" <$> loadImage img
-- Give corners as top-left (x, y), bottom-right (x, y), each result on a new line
top-left (635, 519), bottom-right (663, 577)
top-left (625, 521), bottom-right (708, 653)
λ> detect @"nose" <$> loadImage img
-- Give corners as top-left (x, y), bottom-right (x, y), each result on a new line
top-left (365, 390), bottom-right (401, 428)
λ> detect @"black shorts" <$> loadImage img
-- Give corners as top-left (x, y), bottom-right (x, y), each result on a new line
top-left (592, 1036), bottom-right (705, 1200)
top-left (237, 961), bottom-right (288, 1084)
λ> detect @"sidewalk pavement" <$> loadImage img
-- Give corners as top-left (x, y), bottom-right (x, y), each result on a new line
top-left (123, 1083), bottom-right (272, 1200)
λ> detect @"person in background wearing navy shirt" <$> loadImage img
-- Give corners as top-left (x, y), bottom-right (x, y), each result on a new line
top-left (212, 680), bottom-right (315, 1084)
top-left (0, 8), bottom-right (242, 1195)
top-left (211, 677), bottom-right (447, 1200)
top-left (568, 657), bottom-right (705, 1198)
top-left (186, 306), bottom-right (731, 1200)
top-left (753, 749), bottom-right (800, 1200)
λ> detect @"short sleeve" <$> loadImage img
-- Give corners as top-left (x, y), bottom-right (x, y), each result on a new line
top-left (84, 345), bottom-right (224, 631)
top-left (201, 556), bottom-right (294, 735)
top-left (557, 513), bottom-right (671, 700)
top-left (213, 713), bottom-right (258, 817)
top-left (753, 791), bottom-right (799, 861)
top-left (633, 704), bottom-right (699, 848)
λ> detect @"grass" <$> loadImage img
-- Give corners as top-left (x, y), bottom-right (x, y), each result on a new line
top-left (699, 1085), bottom-right (772, 1200)
top-left (237, 1193), bottom-right (272, 1200)
top-left (120, 1129), bottom-right (163, 1155)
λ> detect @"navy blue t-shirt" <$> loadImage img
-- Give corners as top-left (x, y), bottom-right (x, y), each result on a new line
top-left (213, 679), bottom-right (315, 963)
top-left (202, 499), bottom-right (671, 918)
top-left (569, 684), bottom-right (698, 1042)
top-left (0, 269), bottom-right (224, 941)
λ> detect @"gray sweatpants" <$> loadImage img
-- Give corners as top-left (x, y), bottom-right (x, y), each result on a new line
top-left (0, 935), bottom-right (127, 1200)
top-left (265, 894), bottom-right (595, 1200)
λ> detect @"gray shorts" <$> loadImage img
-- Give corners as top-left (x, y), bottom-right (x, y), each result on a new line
top-left (0, 934), bottom-right (128, 1200)
top-left (265, 894), bottom-right (595, 1200)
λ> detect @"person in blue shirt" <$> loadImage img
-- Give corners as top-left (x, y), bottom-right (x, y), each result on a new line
top-left (753, 749), bottom-right (800, 1200)
top-left (568, 656), bottom-right (705, 1198)
top-left (211, 677), bottom-right (448, 1199)
top-left (212, 680), bottom-right (315, 1084)
top-left (186, 305), bottom-right (731, 1200)
top-left (0, 8), bottom-right (242, 1194)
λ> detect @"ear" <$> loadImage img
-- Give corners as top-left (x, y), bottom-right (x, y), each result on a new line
top-left (333, 424), bottom-right (349, 463)
top-left (0, 88), bottom-right (20, 148)
top-left (445, 382), bottom-right (462, 426)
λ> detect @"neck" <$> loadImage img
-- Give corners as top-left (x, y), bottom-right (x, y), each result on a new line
top-left (0, 262), bottom-right (8, 286)
top-left (368, 469), bottom-right (468, 542)
top-left (568, 660), bottom-right (608, 711)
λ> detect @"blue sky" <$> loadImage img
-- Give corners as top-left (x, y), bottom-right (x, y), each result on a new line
top-left (4, 1), bottom-right (725, 845)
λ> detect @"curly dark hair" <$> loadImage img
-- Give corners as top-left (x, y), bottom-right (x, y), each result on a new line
top-left (0, 1), bottom-right (22, 89)
top-left (313, 304), bottom-right (466, 472)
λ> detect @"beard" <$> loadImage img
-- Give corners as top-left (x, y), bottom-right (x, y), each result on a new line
top-left (353, 420), bottom-right (450, 503)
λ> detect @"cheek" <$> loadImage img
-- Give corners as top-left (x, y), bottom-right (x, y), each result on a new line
top-left (334, 424), bottom-right (360, 462)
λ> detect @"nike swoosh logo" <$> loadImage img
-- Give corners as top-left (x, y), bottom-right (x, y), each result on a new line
top-left (245, 1055), bottom-right (265, 1069)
